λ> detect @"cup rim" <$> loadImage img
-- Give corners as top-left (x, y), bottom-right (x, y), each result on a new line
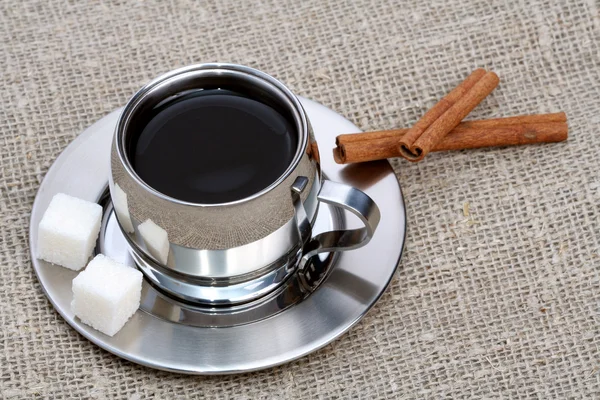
top-left (114, 63), bottom-right (309, 208)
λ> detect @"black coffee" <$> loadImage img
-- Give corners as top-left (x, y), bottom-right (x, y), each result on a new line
top-left (130, 89), bottom-right (297, 204)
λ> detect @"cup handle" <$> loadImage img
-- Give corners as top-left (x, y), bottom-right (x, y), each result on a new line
top-left (291, 177), bottom-right (381, 286)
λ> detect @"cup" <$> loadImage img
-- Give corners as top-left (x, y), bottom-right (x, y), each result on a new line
top-left (109, 63), bottom-right (380, 304)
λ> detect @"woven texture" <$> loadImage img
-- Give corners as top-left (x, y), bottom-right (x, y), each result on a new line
top-left (2, 0), bottom-right (599, 398)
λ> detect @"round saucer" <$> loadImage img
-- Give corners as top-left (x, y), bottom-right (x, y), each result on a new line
top-left (29, 97), bottom-right (406, 374)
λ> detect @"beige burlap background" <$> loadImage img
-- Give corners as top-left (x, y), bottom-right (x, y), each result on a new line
top-left (1, 0), bottom-right (599, 398)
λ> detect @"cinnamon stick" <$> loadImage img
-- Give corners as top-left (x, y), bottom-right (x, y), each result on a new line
top-left (398, 70), bottom-right (500, 162)
top-left (333, 113), bottom-right (568, 164)
top-left (337, 112), bottom-right (566, 143)
top-left (398, 68), bottom-right (486, 159)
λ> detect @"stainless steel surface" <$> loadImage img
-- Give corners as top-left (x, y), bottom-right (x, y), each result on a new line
top-left (110, 63), bottom-right (323, 279)
top-left (120, 190), bottom-right (346, 305)
top-left (118, 175), bottom-right (378, 305)
top-left (111, 64), bottom-right (379, 286)
top-left (121, 175), bottom-right (380, 305)
top-left (298, 180), bottom-right (380, 275)
top-left (99, 198), bottom-right (342, 326)
top-left (29, 98), bottom-right (406, 374)
top-left (131, 242), bottom-right (301, 305)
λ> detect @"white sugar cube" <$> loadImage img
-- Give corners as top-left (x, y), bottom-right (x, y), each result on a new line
top-left (71, 254), bottom-right (143, 336)
top-left (138, 219), bottom-right (169, 265)
top-left (38, 193), bottom-right (102, 270)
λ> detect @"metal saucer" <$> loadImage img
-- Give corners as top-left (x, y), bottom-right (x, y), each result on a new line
top-left (29, 97), bottom-right (406, 374)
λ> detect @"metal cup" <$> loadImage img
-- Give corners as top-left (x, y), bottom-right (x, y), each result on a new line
top-left (110, 63), bottom-right (380, 304)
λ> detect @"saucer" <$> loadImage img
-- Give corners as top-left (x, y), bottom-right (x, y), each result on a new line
top-left (29, 97), bottom-right (406, 374)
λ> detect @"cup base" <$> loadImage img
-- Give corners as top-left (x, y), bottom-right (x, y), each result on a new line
top-left (130, 240), bottom-right (302, 306)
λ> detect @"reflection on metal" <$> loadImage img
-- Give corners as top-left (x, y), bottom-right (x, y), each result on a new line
top-left (97, 197), bottom-right (339, 324)
top-left (111, 183), bottom-right (134, 233)
top-left (138, 219), bottom-right (169, 265)
top-left (101, 196), bottom-right (341, 307)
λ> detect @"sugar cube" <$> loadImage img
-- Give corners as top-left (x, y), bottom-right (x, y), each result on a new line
top-left (71, 254), bottom-right (143, 336)
top-left (138, 219), bottom-right (169, 265)
top-left (38, 193), bottom-right (102, 270)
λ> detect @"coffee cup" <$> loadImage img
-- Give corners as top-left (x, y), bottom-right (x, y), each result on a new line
top-left (109, 63), bottom-right (380, 304)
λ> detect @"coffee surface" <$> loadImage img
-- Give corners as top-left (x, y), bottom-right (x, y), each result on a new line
top-left (131, 89), bottom-right (297, 204)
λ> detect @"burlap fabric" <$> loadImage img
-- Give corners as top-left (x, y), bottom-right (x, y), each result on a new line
top-left (1, 0), bottom-right (599, 398)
